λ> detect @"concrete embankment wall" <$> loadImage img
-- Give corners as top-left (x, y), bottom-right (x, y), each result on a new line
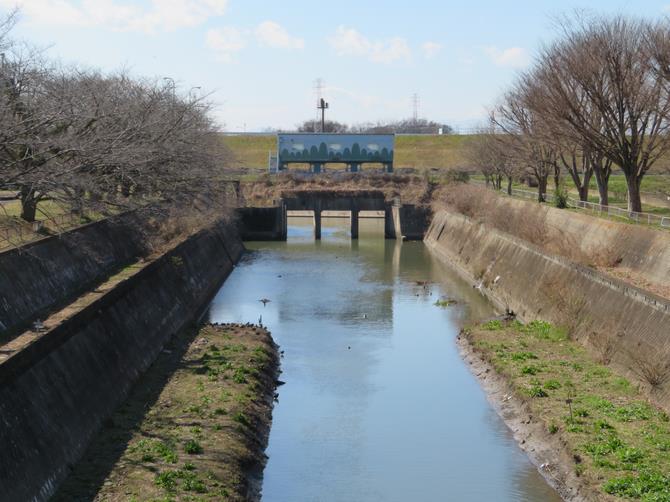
top-left (505, 198), bottom-right (670, 287)
top-left (0, 211), bottom-right (151, 339)
top-left (391, 204), bottom-right (431, 240)
top-left (425, 209), bottom-right (670, 410)
top-left (237, 206), bottom-right (287, 240)
top-left (0, 220), bottom-right (243, 502)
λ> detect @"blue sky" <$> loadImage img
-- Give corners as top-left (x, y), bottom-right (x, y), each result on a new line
top-left (1, 0), bottom-right (669, 131)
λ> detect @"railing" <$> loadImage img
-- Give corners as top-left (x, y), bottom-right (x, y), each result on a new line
top-left (473, 181), bottom-right (670, 229)
top-left (570, 198), bottom-right (670, 228)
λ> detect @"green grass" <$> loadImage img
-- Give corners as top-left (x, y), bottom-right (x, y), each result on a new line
top-left (79, 324), bottom-right (276, 501)
top-left (467, 320), bottom-right (670, 500)
top-left (221, 133), bottom-right (478, 170)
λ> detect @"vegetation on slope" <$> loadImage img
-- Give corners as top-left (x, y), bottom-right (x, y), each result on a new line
top-left (221, 134), bottom-right (477, 171)
top-left (466, 320), bottom-right (670, 501)
top-left (54, 323), bottom-right (278, 502)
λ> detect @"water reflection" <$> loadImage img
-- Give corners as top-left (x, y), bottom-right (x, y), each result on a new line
top-left (207, 217), bottom-right (560, 502)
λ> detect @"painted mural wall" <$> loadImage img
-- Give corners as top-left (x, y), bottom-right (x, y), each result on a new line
top-left (278, 134), bottom-right (394, 163)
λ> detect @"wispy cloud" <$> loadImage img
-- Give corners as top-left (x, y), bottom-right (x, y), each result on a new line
top-left (254, 21), bottom-right (303, 49)
top-left (483, 46), bottom-right (530, 68)
top-left (0, 0), bottom-right (229, 33)
top-left (328, 26), bottom-right (411, 64)
top-left (421, 41), bottom-right (442, 59)
top-left (206, 26), bottom-right (246, 63)
top-left (206, 20), bottom-right (303, 63)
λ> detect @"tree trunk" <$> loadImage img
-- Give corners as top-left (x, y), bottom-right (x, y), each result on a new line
top-left (507, 176), bottom-right (513, 195)
top-left (626, 174), bottom-right (643, 213)
top-left (593, 167), bottom-right (610, 206)
top-left (590, 153), bottom-right (613, 208)
top-left (538, 176), bottom-right (548, 203)
top-left (20, 187), bottom-right (38, 222)
top-left (553, 165), bottom-right (561, 193)
top-left (577, 185), bottom-right (589, 202)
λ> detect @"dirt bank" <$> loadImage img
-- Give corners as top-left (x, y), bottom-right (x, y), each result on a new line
top-left (461, 320), bottom-right (670, 502)
top-left (458, 331), bottom-right (597, 502)
top-left (54, 323), bottom-right (279, 502)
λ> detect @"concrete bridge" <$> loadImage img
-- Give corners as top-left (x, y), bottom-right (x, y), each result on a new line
top-left (237, 189), bottom-right (430, 241)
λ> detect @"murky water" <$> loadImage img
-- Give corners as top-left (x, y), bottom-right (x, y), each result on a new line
top-left (207, 217), bottom-right (561, 502)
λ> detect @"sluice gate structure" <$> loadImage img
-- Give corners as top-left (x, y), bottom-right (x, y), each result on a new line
top-left (237, 190), bottom-right (430, 241)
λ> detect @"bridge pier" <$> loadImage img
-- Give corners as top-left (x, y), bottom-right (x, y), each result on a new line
top-left (313, 210), bottom-right (322, 240)
top-left (350, 209), bottom-right (359, 239)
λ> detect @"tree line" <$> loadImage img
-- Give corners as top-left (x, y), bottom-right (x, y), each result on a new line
top-left (294, 118), bottom-right (454, 135)
top-left (471, 14), bottom-right (670, 213)
top-left (0, 11), bottom-right (229, 223)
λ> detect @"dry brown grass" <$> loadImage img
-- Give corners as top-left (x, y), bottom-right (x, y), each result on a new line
top-left (241, 172), bottom-right (433, 207)
top-left (436, 184), bottom-right (551, 248)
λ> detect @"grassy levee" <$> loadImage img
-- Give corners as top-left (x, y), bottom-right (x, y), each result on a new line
top-left (221, 133), bottom-right (477, 170)
top-left (55, 323), bottom-right (278, 502)
top-left (466, 319), bottom-right (670, 501)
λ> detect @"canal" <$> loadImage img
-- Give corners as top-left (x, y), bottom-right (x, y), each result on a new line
top-left (207, 217), bottom-right (560, 501)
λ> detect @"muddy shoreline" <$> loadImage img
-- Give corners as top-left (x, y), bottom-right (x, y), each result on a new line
top-left (456, 332), bottom-right (599, 502)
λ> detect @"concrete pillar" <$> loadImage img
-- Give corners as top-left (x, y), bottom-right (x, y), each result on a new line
top-left (350, 210), bottom-right (359, 239)
top-left (313, 210), bottom-right (322, 240)
top-left (384, 205), bottom-right (396, 239)
top-left (280, 202), bottom-right (288, 240)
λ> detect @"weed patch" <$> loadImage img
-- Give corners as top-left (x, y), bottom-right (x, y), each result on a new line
top-left (467, 319), bottom-right (670, 500)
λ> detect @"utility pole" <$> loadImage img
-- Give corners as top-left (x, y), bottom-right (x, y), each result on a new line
top-left (314, 78), bottom-right (324, 126)
top-left (317, 97), bottom-right (329, 133)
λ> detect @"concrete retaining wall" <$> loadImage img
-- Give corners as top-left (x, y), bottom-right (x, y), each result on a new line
top-left (237, 206), bottom-right (287, 241)
top-left (391, 204), bottom-right (431, 241)
top-left (0, 220), bottom-right (243, 502)
top-left (504, 198), bottom-right (670, 288)
top-left (0, 212), bottom-right (151, 340)
top-left (425, 209), bottom-right (670, 410)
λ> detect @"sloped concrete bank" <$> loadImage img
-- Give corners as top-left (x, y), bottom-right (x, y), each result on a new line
top-left (0, 220), bottom-right (243, 502)
top-left (504, 197), bottom-right (670, 290)
top-left (0, 211), bottom-right (152, 340)
top-left (425, 209), bottom-right (670, 411)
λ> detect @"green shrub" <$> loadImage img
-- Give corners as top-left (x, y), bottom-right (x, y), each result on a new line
top-left (482, 320), bottom-right (504, 331)
top-left (511, 352), bottom-right (538, 361)
top-left (155, 471), bottom-right (178, 491)
top-left (184, 439), bottom-right (203, 455)
top-left (528, 385), bottom-right (548, 398)
top-left (554, 185), bottom-right (569, 209)
top-left (544, 379), bottom-right (562, 390)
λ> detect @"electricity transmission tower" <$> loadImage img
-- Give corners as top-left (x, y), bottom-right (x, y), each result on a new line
top-left (412, 93), bottom-right (420, 121)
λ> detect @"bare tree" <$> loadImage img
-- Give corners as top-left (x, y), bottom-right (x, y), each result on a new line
top-left (529, 15), bottom-right (670, 212)
top-left (492, 87), bottom-right (557, 202)
top-left (296, 119), bottom-right (349, 133)
top-left (466, 126), bottom-right (519, 194)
